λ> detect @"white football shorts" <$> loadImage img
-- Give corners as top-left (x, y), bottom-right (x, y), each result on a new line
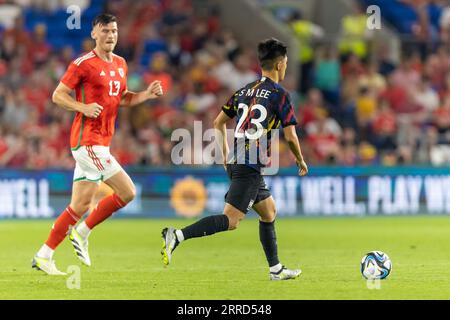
top-left (71, 145), bottom-right (123, 183)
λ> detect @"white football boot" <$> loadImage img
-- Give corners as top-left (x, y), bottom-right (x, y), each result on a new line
top-left (161, 227), bottom-right (180, 266)
top-left (69, 227), bottom-right (91, 266)
top-left (32, 256), bottom-right (67, 276)
top-left (270, 266), bottom-right (302, 281)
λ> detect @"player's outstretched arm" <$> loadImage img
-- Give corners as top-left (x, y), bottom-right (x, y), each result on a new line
top-left (213, 111), bottom-right (232, 170)
top-left (120, 80), bottom-right (163, 108)
top-left (283, 125), bottom-right (308, 176)
top-left (52, 82), bottom-right (103, 118)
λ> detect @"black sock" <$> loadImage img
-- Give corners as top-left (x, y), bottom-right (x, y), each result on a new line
top-left (181, 214), bottom-right (229, 240)
top-left (259, 220), bottom-right (280, 267)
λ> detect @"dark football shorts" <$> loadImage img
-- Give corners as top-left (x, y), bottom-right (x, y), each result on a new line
top-left (224, 164), bottom-right (272, 214)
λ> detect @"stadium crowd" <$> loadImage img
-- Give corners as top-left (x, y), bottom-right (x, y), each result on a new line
top-left (1, 0), bottom-right (450, 169)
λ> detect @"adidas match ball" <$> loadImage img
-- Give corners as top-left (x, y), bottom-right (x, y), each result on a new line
top-left (360, 251), bottom-right (392, 280)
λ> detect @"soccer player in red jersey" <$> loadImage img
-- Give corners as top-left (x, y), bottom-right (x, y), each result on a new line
top-left (32, 14), bottom-right (163, 275)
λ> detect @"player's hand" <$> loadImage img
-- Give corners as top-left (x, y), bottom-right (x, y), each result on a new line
top-left (82, 103), bottom-right (103, 118)
top-left (148, 80), bottom-right (163, 98)
top-left (297, 159), bottom-right (308, 176)
top-left (222, 155), bottom-right (228, 171)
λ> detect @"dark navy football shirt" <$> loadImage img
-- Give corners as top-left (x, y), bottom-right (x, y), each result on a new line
top-left (222, 76), bottom-right (297, 171)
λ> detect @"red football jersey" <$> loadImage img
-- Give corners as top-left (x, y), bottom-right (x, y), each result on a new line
top-left (60, 50), bottom-right (128, 149)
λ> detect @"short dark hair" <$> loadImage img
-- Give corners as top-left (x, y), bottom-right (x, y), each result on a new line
top-left (92, 13), bottom-right (117, 28)
top-left (257, 38), bottom-right (287, 70)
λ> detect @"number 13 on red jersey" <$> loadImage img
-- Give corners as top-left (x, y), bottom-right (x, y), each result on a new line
top-left (109, 80), bottom-right (120, 96)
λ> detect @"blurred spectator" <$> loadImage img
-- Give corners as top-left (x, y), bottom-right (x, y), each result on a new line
top-left (28, 23), bottom-right (51, 67)
top-left (391, 57), bottom-right (421, 92)
top-left (0, 135), bottom-right (27, 168)
top-left (340, 144), bottom-right (358, 166)
top-left (338, 3), bottom-right (371, 59)
top-left (428, 116), bottom-right (450, 165)
top-left (341, 53), bottom-right (366, 78)
top-left (314, 46), bottom-right (341, 106)
top-left (375, 44), bottom-right (396, 77)
top-left (305, 108), bottom-right (342, 138)
top-left (358, 62), bottom-right (386, 96)
top-left (288, 9), bottom-right (324, 93)
top-left (2, 15), bottom-right (29, 49)
top-left (433, 95), bottom-right (450, 137)
top-left (440, 2), bottom-right (450, 45)
top-left (299, 88), bottom-right (327, 127)
top-left (413, 76), bottom-right (439, 113)
top-left (371, 100), bottom-right (397, 151)
top-left (397, 144), bottom-right (414, 164)
top-left (22, 70), bottom-right (52, 115)
top-left (212, 51), bottom-right (257, 91)
top-left (340, 54), bottom-right (366, 105)
top-left (355, 86), bottom-right (377, 137)
top-left (410, 1), bottom-right (439, 58)
top-left (305, 108), bottom-right (342, 163)
top-left (2, 89), bottom-right (29, 129)
top-left (358, 141), bottom-right (377, 165)
top-left (143, 52), bottom-right (174, 94)
top-left (81, 38), bottom-right (95, 53)
top-left (427, 46), bottom-right (450, 92)
top-left (0, 31), bottom-right (18, 62)
top-left (381, 74), bottom-right (413, 114)
top-left (184, 82), bottom-right (216, 114)
top-left (341, 127), bottom-right (358, 147)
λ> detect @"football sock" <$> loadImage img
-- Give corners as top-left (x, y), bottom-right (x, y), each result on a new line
top-left (36, 244), bottom-right (54, 260)
top-left (76, 221), bottom-right (91, 239)
top-left (259, 220), bottom-right (280, 267)
top-left (269, 263), bottom-right (283, 273)
top-left (175, 229), bottom-right (185, 242)
top-left (181, 214), bottom-right (229, 240)
top-left (45, 206), bottom-right (80, 250)
top-left (85, 194), bottom-right (126, 229)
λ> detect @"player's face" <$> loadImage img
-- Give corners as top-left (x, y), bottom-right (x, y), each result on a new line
top-left (277, 56), bottom-right (288, 81)
top-left (92, 22), bottom-right (118, 52)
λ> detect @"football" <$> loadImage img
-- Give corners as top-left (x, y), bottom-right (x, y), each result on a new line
top-left (360, 251), bottom-right (392, 280)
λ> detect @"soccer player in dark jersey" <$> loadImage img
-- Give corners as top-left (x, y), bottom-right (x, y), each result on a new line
top-left (161, 38), bottom-right (308, 280)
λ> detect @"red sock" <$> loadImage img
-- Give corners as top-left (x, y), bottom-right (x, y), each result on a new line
top-left (85, 194), bottom-right (126, 229)
top-left (45, 206), bottom-right (80, 250)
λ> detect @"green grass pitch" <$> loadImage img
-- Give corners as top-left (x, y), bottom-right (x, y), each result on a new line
top-left (2, 216), bottom-right (450, 299)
